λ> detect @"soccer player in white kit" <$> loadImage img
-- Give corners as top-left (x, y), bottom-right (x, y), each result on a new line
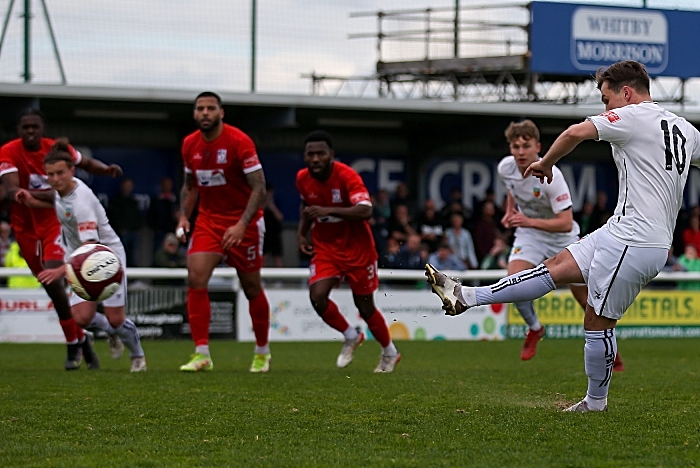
top-left (16, 139), bottom-right (146, 372)
top-left (427, 60), bottom-right (700, 411)
top-left (499, 120), bottom-right (584, 360)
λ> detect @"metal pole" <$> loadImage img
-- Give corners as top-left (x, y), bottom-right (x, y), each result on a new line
top-left (23, 0), bottom-right (30, 82)
top-left (454, 0), bottom-right (459, 58)
top-left (251, 0), bottom-right (256, 93)
top-left (0, 0), bottom-right (16, 63)
top-left (39, 0), bottom-right (65, 84)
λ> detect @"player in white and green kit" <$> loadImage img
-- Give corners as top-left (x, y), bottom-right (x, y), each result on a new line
top-left (428, 61), bottom-right (700, 411)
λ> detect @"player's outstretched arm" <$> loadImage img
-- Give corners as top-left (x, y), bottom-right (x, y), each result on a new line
top-left (303, 203), bottom-right (372, 222)
top-left (77, 154), bottom-right (123, 178)
top-left (2, 172), bottom-right (56, 203)
top-left (525, 120), bottom-right (598, 183)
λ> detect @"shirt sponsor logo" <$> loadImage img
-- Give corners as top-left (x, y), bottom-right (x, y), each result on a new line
top-left (79, 221), bottom-right (98, 232)
top-left (600, 111), bottom-right (620, 123)
top-left (217, 149), bottom-right (227, 164)
top-left (196, 169), bottom-right (226, 187)
top-left (29, 173), bottom-right (50, 190)
top-left (331, 189), bottom-right (342, 204)
top-left (556, 193), bottom-right (570, 203)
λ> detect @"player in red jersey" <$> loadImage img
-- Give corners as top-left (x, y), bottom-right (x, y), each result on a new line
top-left (296, 130), bottom-right (400, 372)
top-left (177, 92), bottom-right (271, 373)
top-left (0, 108), bottom-right (123, 370)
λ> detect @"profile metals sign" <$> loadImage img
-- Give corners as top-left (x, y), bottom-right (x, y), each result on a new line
top-left (530, 2), bottom-right (700, 79)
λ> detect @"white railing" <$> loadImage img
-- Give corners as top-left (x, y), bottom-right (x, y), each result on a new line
top-left (0, 267), bottom-right (698, 283)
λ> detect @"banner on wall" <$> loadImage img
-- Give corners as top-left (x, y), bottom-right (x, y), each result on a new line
top-left (237, 289), bottom-right (507, 342)
top-left (0, 289), bottom-right (63, 342)
top-left (507, 289), bottom-right (700, 339)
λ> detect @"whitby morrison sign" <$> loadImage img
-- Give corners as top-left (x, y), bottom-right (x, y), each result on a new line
top-left (530, 2), bottom-right (700, 79)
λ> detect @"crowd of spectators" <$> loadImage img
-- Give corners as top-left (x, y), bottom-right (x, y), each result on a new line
top-left (2, 174), bottom-right (700, 290)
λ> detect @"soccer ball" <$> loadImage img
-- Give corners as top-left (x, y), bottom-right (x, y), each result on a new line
top-left (66, 244), bottom-right (124, 302)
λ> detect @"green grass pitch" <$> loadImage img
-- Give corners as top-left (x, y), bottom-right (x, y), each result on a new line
top-left (1, 338), bottom-right (699, 467)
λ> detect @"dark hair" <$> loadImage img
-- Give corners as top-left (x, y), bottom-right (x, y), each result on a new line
top-left (504, 119), bottom-right (540, 143)
top-left (195, 91), bottom-right (223, 107)
top-left (304, 130), bottom-right (334, 149)
top-left (17, 107), bottom-right (45, 124)
top-left (44, 138), bottom-right (74, 167)
top-left (596, 61), bottom-right (650, 94)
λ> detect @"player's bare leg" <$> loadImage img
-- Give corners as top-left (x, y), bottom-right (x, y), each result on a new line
top-left (180, 252), bottom-right (220, 372)
top-left (309, 278), bottom-right (364, 368)
top-left (239, 270), bottom-right (272, 373)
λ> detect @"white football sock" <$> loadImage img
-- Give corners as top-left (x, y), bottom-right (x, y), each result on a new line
top-left (382, 342), bottom-right (398, 357)
top-left (255, 345), bottom-right (271, 355)
top-left (343, 326), bottom-right (359, 341)
top-left (583, 329), bottom-right (616, 409)
top-left (474, 264), bottom-right (555, 306)
top-left (114, 319), bottom-right (144, 358)
top-left (195, 345), bottom-right (210, 356)
top-left (88, 312), bottom-right (115, 334)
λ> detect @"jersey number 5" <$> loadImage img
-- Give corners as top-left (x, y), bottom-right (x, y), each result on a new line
top-left (661, 119), bottom-right (687, 174)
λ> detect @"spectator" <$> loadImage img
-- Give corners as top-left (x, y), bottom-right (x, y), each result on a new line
top-left (415, 199), bottom-right (444, 253)
top-left (391, 182), bottom-right (416, 216)
top-left (574, 200), bottom-right (596, 237)
top-left (0, 221), bottom-right (12, 287)
top-left (4, 241), bottom-right (41, 288)
top-left (380, 236), bottom-right (401, 269)
top-left (678, 244), bottom-right (700, 291)
top-left (108, 178), bottom-right (143, 266)
top-left (263, 183), bottom-right (284, 268)
top-left (589, 190), bottom-right (611, 232)
top-left (439, 188), bottom-right (472, 228)
top-left (148, 176), bottom-right (179, 252)
top-left (370, 190), bottom-right (391, 259)
top-left (445, 213), bottom-right (478, 269)
top-left (480, 236), bottom-right (510, 270)
top-left (394, 233), bottom-right (427, 269)
top-left (472, 199), bottom-right (501, 263)
top-left (152, 233), bottom-right (187, 286)
top-left (387, 203), bottom-right (417, 244)
top-left (682, 214), bottom-right (700, 253)
top-left (658, 247), bottom-right (686, 290)
top-left (427, 242), bottom-right (465, 271)
top-left (0, 220), bottom-right (11, 266)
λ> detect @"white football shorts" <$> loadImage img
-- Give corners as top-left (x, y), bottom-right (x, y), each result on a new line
top-left (566, 227), bottom-right (667, 320)
top-left (508, 229), bottom-right (579, 266)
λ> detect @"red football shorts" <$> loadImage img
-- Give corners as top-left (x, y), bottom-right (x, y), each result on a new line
top-left (188, 217), bottom-right (264, 274)
top-left (309, 258), bottom-right (379, 295)
top-left (14, 223), bottom-right (65, 275)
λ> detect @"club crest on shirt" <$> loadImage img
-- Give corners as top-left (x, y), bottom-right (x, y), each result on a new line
top-left (533, 186), bottom-right (541, 198)
top-left (217, 149), bottom-right (227, 164)
top-left (332, 189), bottom-right (342, 203)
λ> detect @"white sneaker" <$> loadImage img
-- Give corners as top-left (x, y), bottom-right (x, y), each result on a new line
top-left (108, 334), bottom-right (124, 360)
top-left (425, 264), bottom-right (473, 316)
top-left (374, 353), bottom-right (401, 373)
top-left (130, 356), bottom-right (147, 372)
top-left (563, 399), bottom-right (607, 412)
top-left (336, 327), bottom-right (365, 368)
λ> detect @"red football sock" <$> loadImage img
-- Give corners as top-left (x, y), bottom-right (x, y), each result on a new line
top-left (321, 300), bottom-right (351, 334)
top-left (365, 310), bottom-right (391, 347)
top-left (59, 318), bottom-right (78, 343)
top-left (187, 288), bottom-right (211, 346)
top-left (249, 291), bottom-right (270, 347)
